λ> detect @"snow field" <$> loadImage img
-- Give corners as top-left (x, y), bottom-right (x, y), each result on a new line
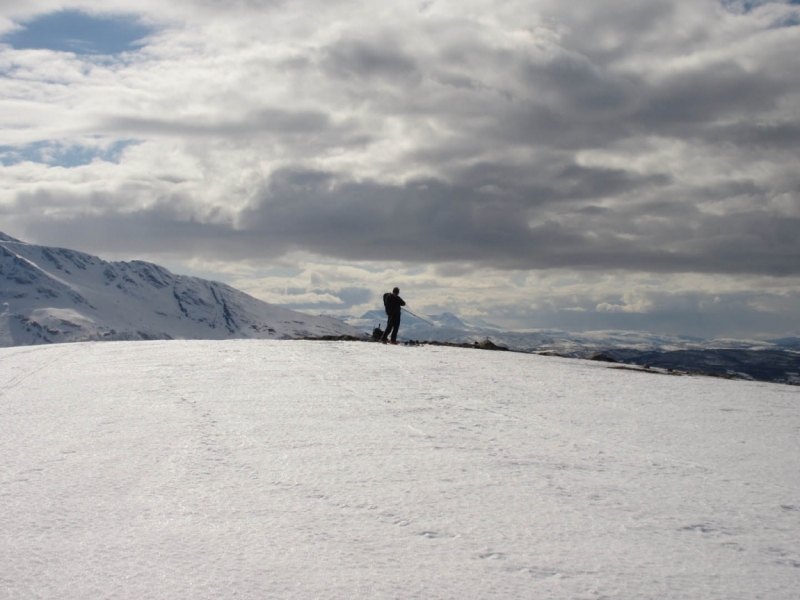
top-left (0, 340), bottom-right (798, 599)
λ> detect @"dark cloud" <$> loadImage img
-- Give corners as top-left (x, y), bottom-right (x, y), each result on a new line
top-left (104, 109), bottom-right (335, 138)
top-left (633, 62), bottom-right (787, 130)
top-left (523, 54), bottom-right (638, 113)
top-left (321, 38), bottom-right (420, 84)
top-left (701, 122), bottom-right (800, 150)
top-left (14, 164), bottom-right (798, 278)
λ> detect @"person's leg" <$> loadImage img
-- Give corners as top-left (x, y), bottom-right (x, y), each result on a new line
top-left (389, 315), bottom-right (400, 342)
top-left (381, 316), bottom-right (395, 342)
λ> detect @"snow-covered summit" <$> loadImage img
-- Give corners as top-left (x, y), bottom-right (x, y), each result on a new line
top-left (1, 340), bottom-right (798, 598)
top-left (0, 233), bottom-right (364, 346)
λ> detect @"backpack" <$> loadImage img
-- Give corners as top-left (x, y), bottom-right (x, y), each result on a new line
top-left (372, 324), bottom-right (383, 340)
top-left (383, 292), bottom-right (392, 316)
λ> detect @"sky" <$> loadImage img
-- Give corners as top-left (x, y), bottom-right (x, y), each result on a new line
top-left (1, 0), bottom-right (799, 339)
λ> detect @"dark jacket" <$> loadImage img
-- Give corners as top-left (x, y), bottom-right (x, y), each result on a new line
top-left (383, 293), bottom-right (406, 319)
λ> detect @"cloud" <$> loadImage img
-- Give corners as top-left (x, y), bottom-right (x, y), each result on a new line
top-left (1, 0), bottom-right (799, 337)
top-left (23, 164), bottom-right (792, 278)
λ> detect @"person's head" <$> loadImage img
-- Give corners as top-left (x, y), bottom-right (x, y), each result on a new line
top-left (392, 287), bottom-right (400, 295)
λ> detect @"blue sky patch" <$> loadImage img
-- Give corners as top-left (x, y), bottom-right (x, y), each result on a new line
top-left (0, 140), bottom-right (138, 167)
top-left (0, 10), bottom-right (153, 55)
top-left (721, 0), bottom-right (800, 13)
top-left (771, 11), bottom-right (800, 26)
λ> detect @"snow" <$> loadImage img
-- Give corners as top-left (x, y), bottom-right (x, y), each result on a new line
top-left (1, 340), bottom-right (798, 599)
top-left (29, 308), bottom-right (97, 327)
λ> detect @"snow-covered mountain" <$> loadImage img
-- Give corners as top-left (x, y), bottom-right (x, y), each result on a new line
top-left (0, 232), bottom-right (364, 346)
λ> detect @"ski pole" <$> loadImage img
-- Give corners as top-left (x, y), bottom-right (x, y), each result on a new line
top-left (402, 307), bottom-right (434, 325)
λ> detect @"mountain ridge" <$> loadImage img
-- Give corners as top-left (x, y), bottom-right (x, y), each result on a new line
top-left (0, 233), bottom-right (365, 346)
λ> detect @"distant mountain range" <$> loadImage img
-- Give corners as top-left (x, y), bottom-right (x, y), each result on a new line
top-left (0, 232), bottom-right (364, 346)
top-left (3, 231), bottom-right (797, 385)
top-left (346, 311), bottom-right (800, 385)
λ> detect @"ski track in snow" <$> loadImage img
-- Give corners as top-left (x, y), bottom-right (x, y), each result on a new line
top-left (0, 340), bottom-right (799, 599)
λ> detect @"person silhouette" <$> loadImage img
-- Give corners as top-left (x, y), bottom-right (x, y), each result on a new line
top-left (381, 287), bottom-right (405, 344)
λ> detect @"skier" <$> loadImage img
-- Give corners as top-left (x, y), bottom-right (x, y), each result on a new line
top-left (381, 287), bottom-right (405, 344)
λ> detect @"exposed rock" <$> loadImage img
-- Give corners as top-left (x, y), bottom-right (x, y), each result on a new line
top-left (589, 353), bottom-right (619, 363)
top-left (477, 339), bottom-right (508, 351)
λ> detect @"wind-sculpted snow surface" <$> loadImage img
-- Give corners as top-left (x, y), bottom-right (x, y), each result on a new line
top-left (1, 341), bottom-right (798, 598)
top-left (0, 234), bottom-right (364, 346)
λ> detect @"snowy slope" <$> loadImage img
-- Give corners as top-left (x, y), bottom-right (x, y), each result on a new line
top-left (1, 340), bottom-right (798, 599)
top-left (0, 233), bottom-right (364, 346)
